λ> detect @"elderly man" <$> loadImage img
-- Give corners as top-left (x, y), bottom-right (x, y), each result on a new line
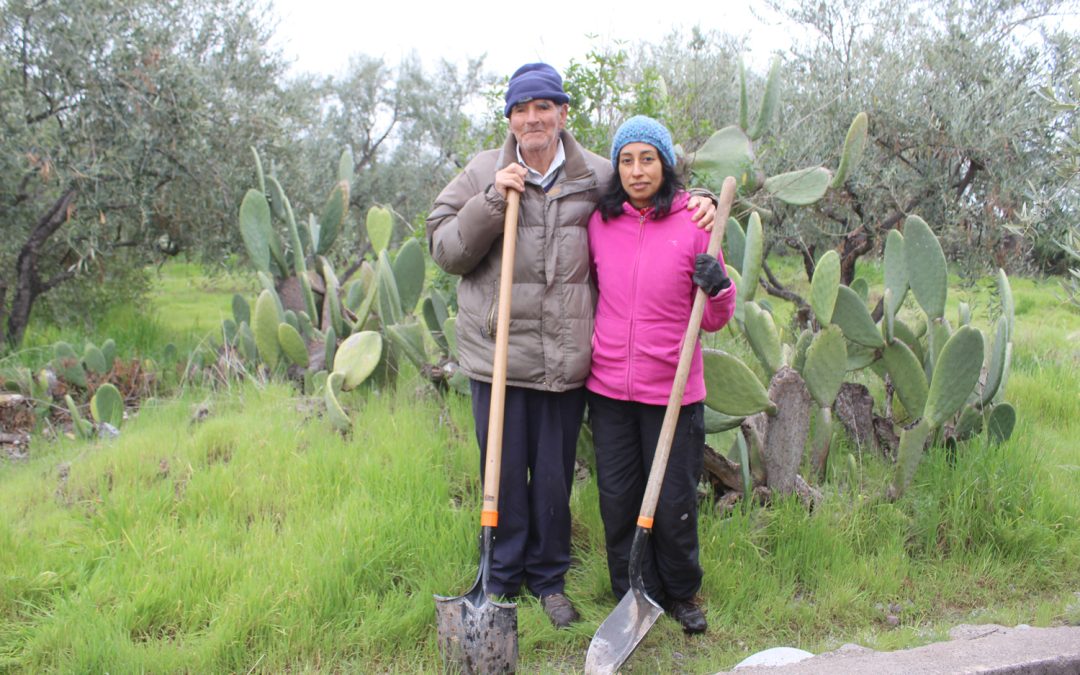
top-left (426, 62), bottom-right (715, 628)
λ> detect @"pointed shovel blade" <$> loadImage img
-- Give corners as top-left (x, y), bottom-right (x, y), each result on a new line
top-left (584, 587), bottom-right (664, 675)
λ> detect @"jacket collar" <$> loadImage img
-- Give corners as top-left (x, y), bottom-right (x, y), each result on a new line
top-left (620, 190), bottom-right (690, 219)
top-left (497, 129), bottom-right (593, 182)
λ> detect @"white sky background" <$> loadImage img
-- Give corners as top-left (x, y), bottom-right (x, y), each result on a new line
top-left (268, 0), bottom-right (793, 79)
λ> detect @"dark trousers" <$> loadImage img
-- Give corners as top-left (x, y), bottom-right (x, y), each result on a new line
top-left (471, 380), bottom-right (586, 598)
top-left (587, 391), bottom-right (705, 604)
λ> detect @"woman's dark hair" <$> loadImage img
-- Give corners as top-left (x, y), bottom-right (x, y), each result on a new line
top-left (597, 153), bottom-right (684, 221)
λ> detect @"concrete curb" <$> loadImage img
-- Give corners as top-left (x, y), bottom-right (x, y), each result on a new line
top-left (714, 624), bottom-right (1080, 674)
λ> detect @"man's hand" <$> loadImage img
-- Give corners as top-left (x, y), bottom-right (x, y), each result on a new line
top-left (494, 164), bottom-right (528, 199)
top-left (687, 194), bottom-right (717, 231)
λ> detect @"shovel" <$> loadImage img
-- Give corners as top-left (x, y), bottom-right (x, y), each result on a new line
top-left (585, 176), bottom-right (737, 675)
top-left (435, 189), bottom-right (521, 674)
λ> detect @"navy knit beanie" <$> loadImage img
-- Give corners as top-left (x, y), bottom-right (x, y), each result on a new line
top-left (610, 115), bottom-right (676, 168)
top-left (504, 63), bottom-right (570, 117)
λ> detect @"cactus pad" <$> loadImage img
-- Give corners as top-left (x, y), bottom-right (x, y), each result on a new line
top-left (90, 383), bottom-right (124, 428)
top-left (702, 349), bottom-right (775, 417)
top-left (924, 325), bottom-right (984, 428)
top-left (810, 250), bottom-right (841, 324)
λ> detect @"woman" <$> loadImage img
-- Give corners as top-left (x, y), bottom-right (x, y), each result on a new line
top-left (586, 116), bottom-right (736, 634)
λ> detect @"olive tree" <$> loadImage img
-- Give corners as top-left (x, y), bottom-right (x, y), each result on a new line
top-left (762, 0), bottom-right (1080, 281)
top-left (0, 0), bottom-right (290, 348)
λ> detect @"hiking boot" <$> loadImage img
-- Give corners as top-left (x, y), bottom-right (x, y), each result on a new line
top-left (666, 598), bottom-right (707, 634)
top-left (540, 593), bottom-right (579, 629)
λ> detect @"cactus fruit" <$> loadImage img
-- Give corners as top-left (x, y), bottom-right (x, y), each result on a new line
top-left (277, 323), bottom-right (309, 368)
top-left (764, 166), bottom-right (833, 206)
top-left (333, 331), bottom-right (382, 391)
top-left (703, 349), bottom-right (776, 417)
top-left (392, 238), bottom-right (426, 314)
top-left (903, 216), bottom-right (948, 320)
top-left (366, 206), bottom-right (393, 254)
top-left (810, 250), bottom-right (841, 325)
top-left (831, 112), bottom-right (869, 188)
top-left (253, 289), bottom-right (282, 369)
top-left (90, 383), bottom-right (123, 428)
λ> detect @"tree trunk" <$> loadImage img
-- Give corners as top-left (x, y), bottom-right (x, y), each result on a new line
top-left (5, 187), bottom-right (78, 349)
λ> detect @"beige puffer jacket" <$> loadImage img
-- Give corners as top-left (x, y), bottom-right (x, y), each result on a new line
top-left (426, 130), bottom-right (612, 392)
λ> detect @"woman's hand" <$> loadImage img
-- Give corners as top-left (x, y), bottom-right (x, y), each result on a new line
top-left (692, 254), bottom-right (730, 296)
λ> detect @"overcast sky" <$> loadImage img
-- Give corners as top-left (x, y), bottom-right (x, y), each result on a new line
top-left (268, 0), bottom-right (792, 78)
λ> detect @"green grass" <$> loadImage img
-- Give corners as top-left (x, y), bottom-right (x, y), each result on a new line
top-left (1, 264), bottom-right (1079, 672)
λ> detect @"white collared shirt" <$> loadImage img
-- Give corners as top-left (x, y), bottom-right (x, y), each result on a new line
top-left (517, 140), bottom-right (566, 188)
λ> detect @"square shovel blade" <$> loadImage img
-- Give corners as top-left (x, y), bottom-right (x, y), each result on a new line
top-left (435, 593), bottom-right (517, 674)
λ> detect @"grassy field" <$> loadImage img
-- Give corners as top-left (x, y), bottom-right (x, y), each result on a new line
top-left (1, 263), bottom-right (1078, 672)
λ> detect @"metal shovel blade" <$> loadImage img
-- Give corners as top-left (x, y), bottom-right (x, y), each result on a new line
top-left (435, 593), bottom-right (517, 674)
top-left (435, 547), bottom-right (517, 675)
top-left (584, 587), bottom-right (664, 675)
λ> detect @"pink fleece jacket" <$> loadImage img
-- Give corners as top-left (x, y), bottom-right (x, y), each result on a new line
top-left (586, 191), bottom-right (737, 406)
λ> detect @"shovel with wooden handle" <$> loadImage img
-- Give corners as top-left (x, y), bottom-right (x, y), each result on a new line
top-left (434, 189), bottom-right (521, 674)
top-left (584, 176), bottom-right (737, 675)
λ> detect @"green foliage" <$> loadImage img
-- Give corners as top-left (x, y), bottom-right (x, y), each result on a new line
top-left (703, 213), bottom-right (1017, 499)
top-left (0, 0), bottom-right (289, 348)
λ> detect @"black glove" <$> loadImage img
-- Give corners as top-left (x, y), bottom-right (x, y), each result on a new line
top-left (692, 253), bottom-right (730, 297)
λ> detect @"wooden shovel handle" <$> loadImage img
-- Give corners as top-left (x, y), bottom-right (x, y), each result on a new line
top-left (637, 177), bottom-right (738, 528)
top-left (480, 189), bottom-right (521, 528)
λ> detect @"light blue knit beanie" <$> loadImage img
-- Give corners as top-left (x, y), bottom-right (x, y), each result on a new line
top-left (610, 115), bottom-right (676, 168)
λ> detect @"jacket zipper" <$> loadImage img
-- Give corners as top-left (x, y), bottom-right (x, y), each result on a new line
top-left (626, 211), bottom-right (647, 398)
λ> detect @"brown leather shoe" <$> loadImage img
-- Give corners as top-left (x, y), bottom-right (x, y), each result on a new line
top-left (666, 598), bottom-right (707, 634)
top-left (540, 593), bottom-right (580, 629)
